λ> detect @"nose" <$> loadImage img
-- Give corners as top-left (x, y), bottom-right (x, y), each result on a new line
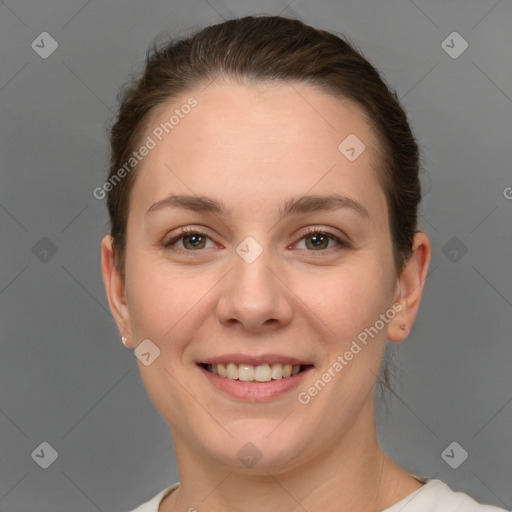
top-left (215, 245), bottom-right (293, 334)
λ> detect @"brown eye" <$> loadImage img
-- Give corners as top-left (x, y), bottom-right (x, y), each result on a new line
top-left (305, 232), bottom-right (331, 250)
top-left (163, 229), bottom-right (212, 250)
top-left (295, 229), bottom-right (348, 251)
top-left (181, 233), bottom-right (207, 249)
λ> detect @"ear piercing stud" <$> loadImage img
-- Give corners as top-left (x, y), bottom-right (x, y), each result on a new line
top-left (400, 324), bottom-right (407, 331)
top-left (121, 336), bottom-right (128, 346)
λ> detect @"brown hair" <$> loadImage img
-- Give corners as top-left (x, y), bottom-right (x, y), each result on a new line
top-left (105, 15), bottom-right (423, 393)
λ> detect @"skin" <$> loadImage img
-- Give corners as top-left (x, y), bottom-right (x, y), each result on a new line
top-left (102, 80), bottom-right (431, 512)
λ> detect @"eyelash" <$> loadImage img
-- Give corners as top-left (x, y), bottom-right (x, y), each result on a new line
top-left (161, 226), bottom-right (349, 254)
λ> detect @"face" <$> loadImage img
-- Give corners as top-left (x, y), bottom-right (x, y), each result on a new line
top-left (106, 81), bottom-right (407, 473)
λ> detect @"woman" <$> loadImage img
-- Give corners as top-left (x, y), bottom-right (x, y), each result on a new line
top-left (100, 15), bottom-right (506, 512)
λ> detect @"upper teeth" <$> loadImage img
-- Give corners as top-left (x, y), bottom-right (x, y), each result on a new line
top-left (207, 363), bottom-right (301, 381)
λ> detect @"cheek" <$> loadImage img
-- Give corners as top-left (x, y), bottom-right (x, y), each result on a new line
top-left (298, 263), bottom-right (391, 343)
top-left (124, 254), bottom-right (206, 348)
top-left (123, 257), bottom-right (213, 424)
top-left (289, 267), bottom-right (391, 437)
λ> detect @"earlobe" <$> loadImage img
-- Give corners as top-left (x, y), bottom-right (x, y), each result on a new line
top-left (388, 232), bottom-right (431, 343)
top-left (101, 235), bottom-right (132, 345)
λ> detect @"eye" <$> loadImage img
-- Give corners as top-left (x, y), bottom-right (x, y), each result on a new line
top-left (294, 228), bottom-right (349, 251)
top-left (162, 227), bottom-right (216, 251)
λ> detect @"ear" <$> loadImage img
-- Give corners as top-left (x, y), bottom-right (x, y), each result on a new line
top-left (387, 231), bottom-right (431, 342)
top-left (101, 234), bottom-right (132, 347)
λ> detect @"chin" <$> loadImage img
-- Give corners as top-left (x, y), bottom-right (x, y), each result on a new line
top-left (200, 427), bottom-right (311, 473)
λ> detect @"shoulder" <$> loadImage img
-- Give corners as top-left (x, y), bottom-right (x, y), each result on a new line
top-left (384, 479), bottom-right (509, 512)
top-left (127, 483), bottom-right (179, 512)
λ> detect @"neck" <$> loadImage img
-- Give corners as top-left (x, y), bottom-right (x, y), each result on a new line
top-left (161, 400), bottom-right (422, 512)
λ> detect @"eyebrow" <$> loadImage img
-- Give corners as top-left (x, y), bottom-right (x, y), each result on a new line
top-left (146, 193), bottom-right (369, 219)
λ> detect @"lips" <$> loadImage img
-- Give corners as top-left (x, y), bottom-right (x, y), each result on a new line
top-left (198, 361), bottom-right (313, 401)
top-left (196, 354), bottom-right (314, 391)
top-left (197, 354), bottom-right (314, 366)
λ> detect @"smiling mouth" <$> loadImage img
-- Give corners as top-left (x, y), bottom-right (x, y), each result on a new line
top-left (199, 363), bottom-right (313, 382)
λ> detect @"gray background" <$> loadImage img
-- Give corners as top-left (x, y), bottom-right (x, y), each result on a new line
top-left (1, 0), bottom-right (511, 511)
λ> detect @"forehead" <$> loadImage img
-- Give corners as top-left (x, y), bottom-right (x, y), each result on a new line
top-left (130, 81), bottom-right (386, 222)
top-left (151, 80), bottom-right (379, 162)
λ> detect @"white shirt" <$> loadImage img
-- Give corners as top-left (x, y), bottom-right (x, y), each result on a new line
top-left (127, 479), bottom-right (508, 511)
